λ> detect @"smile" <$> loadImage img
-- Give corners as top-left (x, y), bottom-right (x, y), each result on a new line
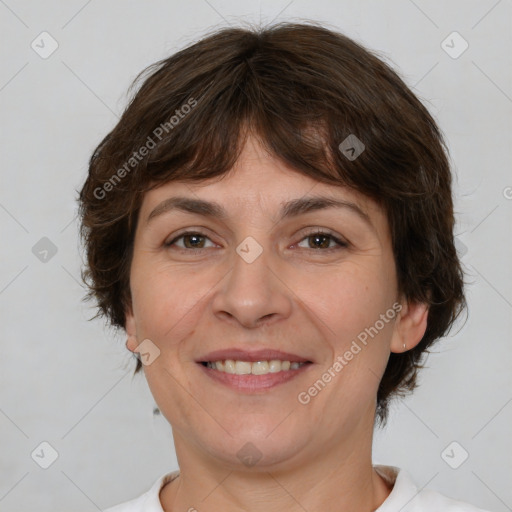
top-left (198, 360), bottom-right (313, 392)
top-left (202, 359), bottom-right (308, 375)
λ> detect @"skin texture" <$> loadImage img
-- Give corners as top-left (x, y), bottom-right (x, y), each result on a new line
top-left (125, 135), bottom-right (429, 512)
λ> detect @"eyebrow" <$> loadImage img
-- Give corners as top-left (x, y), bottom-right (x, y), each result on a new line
top-left (146, 195), bottom-right (374, 229)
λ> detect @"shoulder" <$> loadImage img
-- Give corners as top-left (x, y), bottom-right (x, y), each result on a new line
top-left (374, 465), bottom-right (492, 512)
top-left (103, 470), bottom-right (179, 512)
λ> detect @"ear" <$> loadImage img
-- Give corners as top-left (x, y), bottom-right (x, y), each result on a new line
top-left (390, 298), bottom-right (429, 353)
top-left (125, 307), bottom-right (139, 353)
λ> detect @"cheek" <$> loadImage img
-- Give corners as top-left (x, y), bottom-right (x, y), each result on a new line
top-left (130, 261), bottom-right (216, 345)
top-left (306, 259), bottom-right (396, 342)
top-left (130, 242), bottom-right (397, 353)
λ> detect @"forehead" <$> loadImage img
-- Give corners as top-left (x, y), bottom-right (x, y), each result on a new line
top-left (140, 135), bottom-right (384, 224)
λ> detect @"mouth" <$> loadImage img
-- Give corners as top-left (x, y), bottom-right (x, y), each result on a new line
top-left (200, 359), bottom-right (311, 375)
top-left (196, 348), bottom-right (314, 391)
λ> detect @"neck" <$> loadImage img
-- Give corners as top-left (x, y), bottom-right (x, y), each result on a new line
top-left (160, 410), bottom-right (391, 512)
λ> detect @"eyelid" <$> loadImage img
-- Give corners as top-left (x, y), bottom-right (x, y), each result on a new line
top-left (294, 227), bottom-right (349, 250)
top-left (163, 227), bottom-right (218, 247)
top-left (164, 226), bottom-right (349, 251)
top-left (299, 227), bottom-right (349, 245)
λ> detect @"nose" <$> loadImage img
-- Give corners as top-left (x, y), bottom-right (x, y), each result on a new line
top-left (211, 239), bottom-right (293, 329)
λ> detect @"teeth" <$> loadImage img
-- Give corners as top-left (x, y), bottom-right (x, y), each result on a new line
top-left (252, 361), bottom-right (269, 375)
top-left (269, 360), bottom-right (282, 372)
top-left (205, 359), bottom-right (306, 375)
top-left (235, 361), bottom-right (252, 375)
top-left (224, 360), bottom-right (235, 373)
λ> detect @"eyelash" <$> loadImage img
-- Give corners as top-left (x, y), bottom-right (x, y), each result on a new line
top-left (164, 229), bottom-right (349, 253)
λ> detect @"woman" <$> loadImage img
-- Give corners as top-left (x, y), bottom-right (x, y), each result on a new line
top-left (78, 22), bottom-right (490, 512)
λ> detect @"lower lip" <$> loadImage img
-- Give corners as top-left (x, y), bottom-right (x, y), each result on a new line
top-left (197, 363), bottom-right (313, 392)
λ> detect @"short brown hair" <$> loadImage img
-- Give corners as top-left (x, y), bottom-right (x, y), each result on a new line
top-left (78, 21), bottom-right (466, 424)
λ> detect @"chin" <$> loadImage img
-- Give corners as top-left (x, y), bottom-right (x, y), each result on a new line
top-left (195, 419), bottom-right (313, 470)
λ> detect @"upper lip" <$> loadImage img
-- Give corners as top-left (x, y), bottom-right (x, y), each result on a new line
top-left (197, 348), bottom-right (312, 363)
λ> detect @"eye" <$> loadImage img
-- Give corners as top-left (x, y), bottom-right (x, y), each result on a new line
top-left (164, 229), bottom-right (348, 253)
top-left (296, 230), bottom-right (348, 251)
top-left (164, 231), bottom-right (215, 250)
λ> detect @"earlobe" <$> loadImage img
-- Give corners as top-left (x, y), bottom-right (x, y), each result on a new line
top-left (390, 300), bottom-right (429, 353)
top-left (126, 335), bottom-right (138, 353)
top-left (125, 311), bottom-right (138, 352)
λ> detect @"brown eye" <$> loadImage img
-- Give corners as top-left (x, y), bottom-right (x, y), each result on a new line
top-left (297, 230), bottom-right (348, 251)
top-left (165, 232), bottom-right (214, 250)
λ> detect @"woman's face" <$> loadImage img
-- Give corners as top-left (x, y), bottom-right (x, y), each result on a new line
top-left (125, 135), bottom-right (410, 470)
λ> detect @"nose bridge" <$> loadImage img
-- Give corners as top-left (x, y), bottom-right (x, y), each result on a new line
top-left (211, 234), bottom-right (291, 327)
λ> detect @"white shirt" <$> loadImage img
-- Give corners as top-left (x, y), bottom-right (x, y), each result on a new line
top-left (104, 465), bottom-right (492, 511)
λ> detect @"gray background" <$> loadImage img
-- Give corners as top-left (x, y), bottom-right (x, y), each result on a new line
top-left (1, 0), bottom-right (511, 511)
